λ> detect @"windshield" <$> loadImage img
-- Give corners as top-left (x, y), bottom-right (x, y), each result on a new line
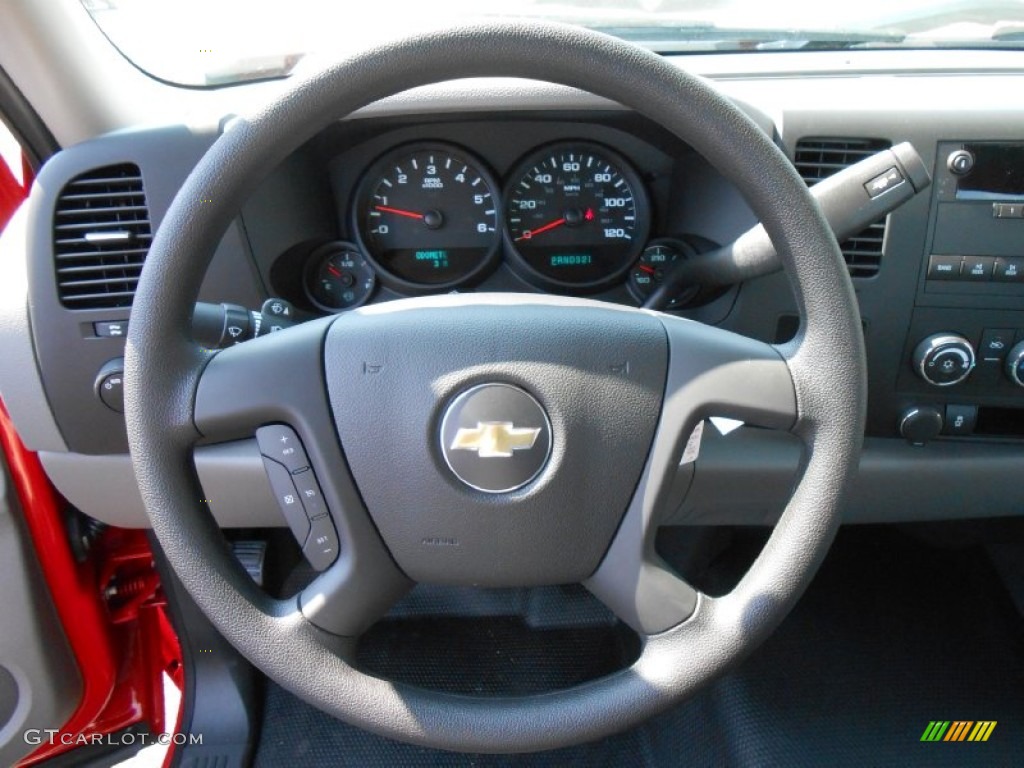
top-left (82, 0), bottom-right (1024, 86)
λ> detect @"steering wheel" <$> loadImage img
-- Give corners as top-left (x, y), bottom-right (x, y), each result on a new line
top-left (125, 22), bottom-right (865, 753)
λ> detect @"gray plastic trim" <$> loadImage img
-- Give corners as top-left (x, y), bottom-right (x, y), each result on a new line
top-left (0, 456), bottom-right (81, 767)
top-left (672, 428), bottom-right (1024, 526)
top-left (41, 428), bottom-right (1023, 530)
top-left (0, 206), bottom-right (66, 451)
top-left (39, 441), bottom-right (286, 529)
top-left (23, 124), bottom-right (264, 457)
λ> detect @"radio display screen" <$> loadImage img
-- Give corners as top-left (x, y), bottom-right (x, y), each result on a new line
top-left (957, 143), bottom-right (1024, 200)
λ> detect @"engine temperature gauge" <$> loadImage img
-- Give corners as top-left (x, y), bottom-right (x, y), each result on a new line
top-left (305, 242), bottom-right (376, 312)
top-left (628, 240), bottom-right (698, 309)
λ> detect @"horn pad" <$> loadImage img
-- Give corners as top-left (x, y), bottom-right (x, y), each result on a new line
top-left (325, 298), bottom-right (667, 586)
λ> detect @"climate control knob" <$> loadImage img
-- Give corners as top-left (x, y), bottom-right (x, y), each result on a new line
top-left (913, 333), bottom-right (975, 387)
top-left (1006, 341), bottom-right (1024, 388)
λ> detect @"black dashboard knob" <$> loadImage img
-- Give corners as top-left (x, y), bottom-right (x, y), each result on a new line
top-left (94, 358), bottom-right (125, 413)
top-left (913, 333), bottom-right (975, 387)
top-left (947, 149), bottom-right (975, 176)
top-left (1006, 341), bottom-right (1024, 388)
top-left (899, 406), bottom-right (944, 446)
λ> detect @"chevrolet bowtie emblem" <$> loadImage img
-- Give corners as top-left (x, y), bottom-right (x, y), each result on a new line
top-left (450, 422), bottom-right (541, 458)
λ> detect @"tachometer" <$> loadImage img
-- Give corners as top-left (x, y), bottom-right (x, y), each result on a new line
top-left (504, 143), bottom-right (649, 290)
top-left (354, 143), bottom-right (501, 291)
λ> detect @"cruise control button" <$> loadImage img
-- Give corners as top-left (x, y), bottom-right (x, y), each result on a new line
top-left (927, 255), bottom-right (962, 280)
top-left (292, 468), bottom-right (329, 520)
top-left (994, 257), bottom-right (1024, 282)
top-left (303, 516), bottom-right (339, 571)
top-left (962, 256), bottom-right (995, 281)
top-left (864, 166), bottom-right (904, 198)
top-left (255, 424), bottom-right (310, 473)
top-left (261, 457), bottom-right (310, 545)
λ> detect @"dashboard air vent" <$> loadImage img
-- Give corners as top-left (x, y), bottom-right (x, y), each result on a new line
top-left (794, 137), bottom-right (892, 278)
top-left (53, 163), bottom-right (152, 309)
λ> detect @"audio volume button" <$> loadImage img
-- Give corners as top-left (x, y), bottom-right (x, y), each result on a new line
top-left (912, 333), bottom-right (976, 387)
top-left (947, 149), bottom-right (975, 176)
top-left (255, 424), bottom-right (311, 473)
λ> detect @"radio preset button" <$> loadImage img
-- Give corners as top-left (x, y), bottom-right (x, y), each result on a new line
top-left (992, 203), bottom-right (1024, 219)
top-left (994, 257), bottom-right (1024, 282)
top-left (962, 256), bottom-right (995, 281)
top-left (927, 255), bottom-right (962, 280)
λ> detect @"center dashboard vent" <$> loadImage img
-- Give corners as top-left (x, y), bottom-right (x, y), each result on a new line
top-left (794, 137), bottom-right (892, 278)
top-left (53, 163), bottom-right (152, 309)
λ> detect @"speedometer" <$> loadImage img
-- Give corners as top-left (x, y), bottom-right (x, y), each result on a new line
top-left (504, 142), bottom-right (649, 290)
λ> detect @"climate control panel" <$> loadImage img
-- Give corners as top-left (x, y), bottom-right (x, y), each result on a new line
top-left (910, 328), bottom-right (1024, 389)
top-left (898, 320), bottom-right (1024, 444)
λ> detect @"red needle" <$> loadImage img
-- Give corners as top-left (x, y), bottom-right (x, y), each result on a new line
top-left (375, 205), bottom-right (423, 220)
top-left (637, 265), bottom-right (656, 275)
top-left (516, 217), bottom-right (566, 242)
top-left (327, 265), bottom-right (342, 278)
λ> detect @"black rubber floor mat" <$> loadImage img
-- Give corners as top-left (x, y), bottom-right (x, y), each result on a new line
top-left (254, 526), bottom-right (1024, 767)
top-left (355, 618), bottom-right (639, 695)
top-left (255, 682), bottom-right (648, 768)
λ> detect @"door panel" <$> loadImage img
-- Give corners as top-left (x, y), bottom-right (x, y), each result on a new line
top-left (0, 454), bottom-right (81, 767)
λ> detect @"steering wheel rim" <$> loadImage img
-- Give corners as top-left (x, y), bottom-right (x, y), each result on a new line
top-left (125, 21), bottom-right (865, 753)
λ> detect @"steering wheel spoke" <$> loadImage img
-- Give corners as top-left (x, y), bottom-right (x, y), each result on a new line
top-left (659, 316), bottom-right (797, 434)
top-left (192, 316), bottom-right (412, 635)
top-left (586, 317), bottom-right (795, 634)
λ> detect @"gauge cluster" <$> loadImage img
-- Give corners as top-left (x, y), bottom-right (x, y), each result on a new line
top-left (248, 116), bottom-right (752, 316)
top-left (312, 138), bottom-right (664, 305)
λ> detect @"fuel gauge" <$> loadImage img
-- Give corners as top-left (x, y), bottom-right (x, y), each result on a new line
top-left (305, 242), bottom-right (376, 312)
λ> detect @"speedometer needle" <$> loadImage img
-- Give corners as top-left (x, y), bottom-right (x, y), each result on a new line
top-left (516, 217), bottom-right (566, 241)
top-left (375, 205), bottom-right (424, 220)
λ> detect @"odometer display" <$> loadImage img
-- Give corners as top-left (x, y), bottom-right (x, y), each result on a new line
top-left (354, 144), bottom-right (501, 290)
top-left (504, 143), bottom-right (649, 289)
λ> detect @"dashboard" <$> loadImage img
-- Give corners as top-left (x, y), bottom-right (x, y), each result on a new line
top-left (4, 51), bottom-right (1024, 531)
